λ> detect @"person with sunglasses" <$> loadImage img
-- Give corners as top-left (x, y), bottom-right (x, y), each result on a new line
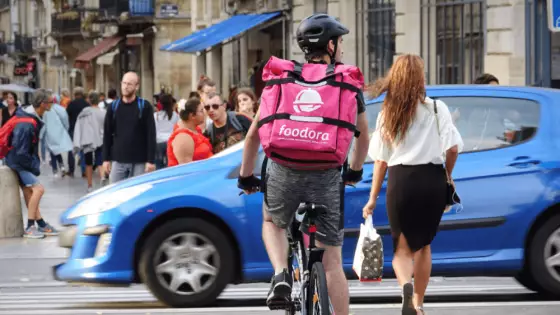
top-left (203, 91), bottom-right (252, 154)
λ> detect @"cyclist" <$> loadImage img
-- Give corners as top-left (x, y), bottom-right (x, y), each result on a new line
top-left (237, 13), bottom-right (370, 315)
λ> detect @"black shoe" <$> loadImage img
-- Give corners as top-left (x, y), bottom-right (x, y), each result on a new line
top-left (266, 268), bottom-right (292, 310)
top-left (402, 282), bottom-right (416, 315)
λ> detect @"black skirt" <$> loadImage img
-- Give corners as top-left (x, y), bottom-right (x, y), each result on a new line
top-left (386, 163), bottom-right (447, 253)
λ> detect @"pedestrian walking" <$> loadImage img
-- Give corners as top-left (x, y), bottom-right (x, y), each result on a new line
top-left (66, 87), bottom-right (89, 177)
top-left (73, 90), bottom-right (105, 192)
top-left (363, 54), bottom-right (464, 315)
top-left (154, 93), bottom-right (179, 169)
top-left (42, 93), bottom-right (72, 177)
top-left (102, 72), bottom-right (157, 184)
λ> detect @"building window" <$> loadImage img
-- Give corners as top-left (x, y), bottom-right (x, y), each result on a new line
top-left (356, 0), bottom-right (396, 82)
top-left (314, 0), bottom-right (328, 13)
top-left (420, 0), bottom-right (486, 84)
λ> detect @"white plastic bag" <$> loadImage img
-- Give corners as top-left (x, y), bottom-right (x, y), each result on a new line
top-left (352, 215), bottom-right (383, 282)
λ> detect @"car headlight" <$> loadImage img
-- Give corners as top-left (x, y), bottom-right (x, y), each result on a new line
top-left (67, 184), bottom-right (153, 219)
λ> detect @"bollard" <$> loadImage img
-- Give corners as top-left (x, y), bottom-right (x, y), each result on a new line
top-left (0, 165), bottom-right (24, 238)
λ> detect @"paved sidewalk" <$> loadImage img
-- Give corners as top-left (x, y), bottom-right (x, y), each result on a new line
top-left (0, 162), bottom-right (101, 284)
top-left (23, 162), bottom-right (100, 227)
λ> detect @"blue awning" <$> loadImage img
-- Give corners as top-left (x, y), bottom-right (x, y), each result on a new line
top-left (160, 11), bottom-right (282, 54)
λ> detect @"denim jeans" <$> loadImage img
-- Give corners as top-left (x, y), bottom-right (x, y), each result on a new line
top-left (109, 162), bottom-right (145, 184)
top-left (50, 152), bottom-right (64, 174)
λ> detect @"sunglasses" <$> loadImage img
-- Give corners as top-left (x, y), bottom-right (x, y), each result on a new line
top-left (204, 104), bottom-right (221, 111)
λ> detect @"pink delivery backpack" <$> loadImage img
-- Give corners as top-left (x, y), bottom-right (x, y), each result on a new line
top-left (257, 56), bottom-right (364, 170)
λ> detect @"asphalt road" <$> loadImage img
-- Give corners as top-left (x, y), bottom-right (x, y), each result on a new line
top-left (0, 162), bottom-right (558, 314)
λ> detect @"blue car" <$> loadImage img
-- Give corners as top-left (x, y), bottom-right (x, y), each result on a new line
top-left (53, 85), bottom-right (560, 307)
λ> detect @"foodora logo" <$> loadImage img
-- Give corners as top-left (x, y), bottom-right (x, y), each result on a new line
top-left (278, 124), bottom-right (330, 142)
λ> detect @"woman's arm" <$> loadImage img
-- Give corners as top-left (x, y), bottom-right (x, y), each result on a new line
top-left (369, 160), bottom-right (388, 200)
top-left (445, 145), bottom-right (459, 179)
top-left (172, 133), bottom-right (195, 164)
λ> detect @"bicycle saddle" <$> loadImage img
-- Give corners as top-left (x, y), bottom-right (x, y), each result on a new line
top-left (297, 203), bottom-right (328, 215)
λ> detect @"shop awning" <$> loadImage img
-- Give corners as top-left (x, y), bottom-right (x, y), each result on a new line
top-left (97, 49), bottom-right (120, 65)
top-left (74, 36), bottom-right (123, 69)
top-left (160, 11), bottom-right (282, 54)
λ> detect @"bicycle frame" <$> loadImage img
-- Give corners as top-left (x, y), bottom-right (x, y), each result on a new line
top-left (286, 204), bottom-right (327, 315)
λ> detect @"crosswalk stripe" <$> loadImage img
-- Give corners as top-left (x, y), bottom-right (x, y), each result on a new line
top-left (0, 284), bottom-right (530, 309)
top-left (0, 301), bottom-right (559, 315)
top-left (0, 284), bottom-right (526, 298)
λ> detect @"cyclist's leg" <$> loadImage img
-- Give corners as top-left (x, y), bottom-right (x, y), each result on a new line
top-left (262, 162), bottom-right (302, 303)
top-left (300, 169), bottom-right (348, 315)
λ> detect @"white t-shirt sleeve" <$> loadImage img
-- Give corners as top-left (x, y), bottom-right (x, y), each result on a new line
top-left (368, 112), bottom-right (393, 162)
top-left (436, 100), bottom-right (464, 153)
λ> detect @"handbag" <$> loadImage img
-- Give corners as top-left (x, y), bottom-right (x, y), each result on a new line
top-left (433, 101), bottom-right (462, 207)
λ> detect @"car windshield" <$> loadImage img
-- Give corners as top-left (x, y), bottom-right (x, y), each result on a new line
top-left (209, 140), bottom-right (246, 159)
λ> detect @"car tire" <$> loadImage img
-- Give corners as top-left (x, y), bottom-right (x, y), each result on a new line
top-left (528, 214), bottom-right (560, 297)
top-left (515, 269), bottom-right (542, 292)
top-left (139, 218), bottom-right (235, 307)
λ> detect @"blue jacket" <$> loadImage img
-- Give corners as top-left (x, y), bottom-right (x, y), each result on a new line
top-left (42, 103), bottom-right (73, 155)
top-left (5, 108), bottom-right (43, 176)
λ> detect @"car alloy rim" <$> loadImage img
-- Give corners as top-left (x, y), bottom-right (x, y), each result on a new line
top-left (544, 227), bottom-right (560, 283)
top-left (154, 232), bottom-right (219, 295)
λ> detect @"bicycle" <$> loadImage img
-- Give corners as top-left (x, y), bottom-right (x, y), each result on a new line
top-left (279, 202), bottom-right (334, 315)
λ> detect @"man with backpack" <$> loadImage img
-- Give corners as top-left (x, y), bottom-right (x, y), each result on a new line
top-left (0, 89), bottom-right (59, 238)
top-left (236, 14), bottom-right (370, 315)
top-left (203, 91), bottom-right (252, 153)
top-left (102, 72), bottom-right (157, 184)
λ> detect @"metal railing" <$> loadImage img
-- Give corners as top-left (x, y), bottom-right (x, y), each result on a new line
top-left (355, 0), bottom-right (396, 82)
top-left (51, 10), bottom-right (83, 36)
top-left (420, 0), bottom-right (485, 84)
top-left (99, 0), bottom-right (155, 18)
top-left (525, 0), bottom-right (551, 87)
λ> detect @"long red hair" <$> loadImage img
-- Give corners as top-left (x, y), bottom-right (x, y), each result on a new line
top-left (369, 54), bottom-right (426, 144)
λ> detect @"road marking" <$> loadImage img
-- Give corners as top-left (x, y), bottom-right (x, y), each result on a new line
top-left (0, 301), bottom-right (558, 314)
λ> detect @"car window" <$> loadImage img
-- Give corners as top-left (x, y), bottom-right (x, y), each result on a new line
top-left (364, 102), bottom-right (383, 162)
top-left (437, 97), bottom-right (540, 152)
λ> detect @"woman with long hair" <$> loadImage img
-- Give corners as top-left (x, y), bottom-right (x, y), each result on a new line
top-left (167, 97), bottom-right (213, 166)
top-left (363, 55), bottom-right (463, 315)
top-left (154, 93), bottom-right (179, 169)
top-left (235, 87), bottom-right (258, 117)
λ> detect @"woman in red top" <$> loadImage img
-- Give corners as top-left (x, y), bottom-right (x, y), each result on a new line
top-left (167, 97), bottom-right (213, 166)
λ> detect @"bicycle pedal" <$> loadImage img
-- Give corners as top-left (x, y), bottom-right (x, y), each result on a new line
top-left (267, 297), bottom-right (291, 310)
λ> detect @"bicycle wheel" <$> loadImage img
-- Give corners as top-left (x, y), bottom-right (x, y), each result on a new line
top-left (307, 262), bottom-right (331, 315)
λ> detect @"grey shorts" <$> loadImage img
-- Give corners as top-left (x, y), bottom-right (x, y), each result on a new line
top-left (263, 161), bottom-right (345, 247)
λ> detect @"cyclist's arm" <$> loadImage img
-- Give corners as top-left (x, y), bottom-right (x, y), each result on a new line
top-left (349, 94), bottom-right (370, 171)
top-left (240, 107), bottom-right (262, 177)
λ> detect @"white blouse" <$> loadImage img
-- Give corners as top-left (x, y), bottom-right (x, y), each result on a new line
top-left (368, 97), bottom-right (464, 166)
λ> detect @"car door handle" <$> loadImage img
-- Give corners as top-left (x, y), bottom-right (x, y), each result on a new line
top-left (508, 160), bottom-right (541, 168)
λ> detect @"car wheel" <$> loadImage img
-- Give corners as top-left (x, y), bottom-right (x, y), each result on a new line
top-left (139, 218), bottom-right (235, 307)
top-left (528, 214), bottom-right (560, 296)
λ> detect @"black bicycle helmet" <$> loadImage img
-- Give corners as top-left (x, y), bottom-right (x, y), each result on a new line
top-left (296, 14), bottom-right (349, 60)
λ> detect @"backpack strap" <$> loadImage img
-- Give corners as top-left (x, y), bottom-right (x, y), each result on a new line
top-left (228, 111), bottom-right (244, 132)
top-left (326, 63), bottom-right (336, 76)
top-left (291, 60), bottom-right (303, 77)
top-left (112, 99), bottom-right (121, 119)
top-left (138, 98), bottom-right (145, 119)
